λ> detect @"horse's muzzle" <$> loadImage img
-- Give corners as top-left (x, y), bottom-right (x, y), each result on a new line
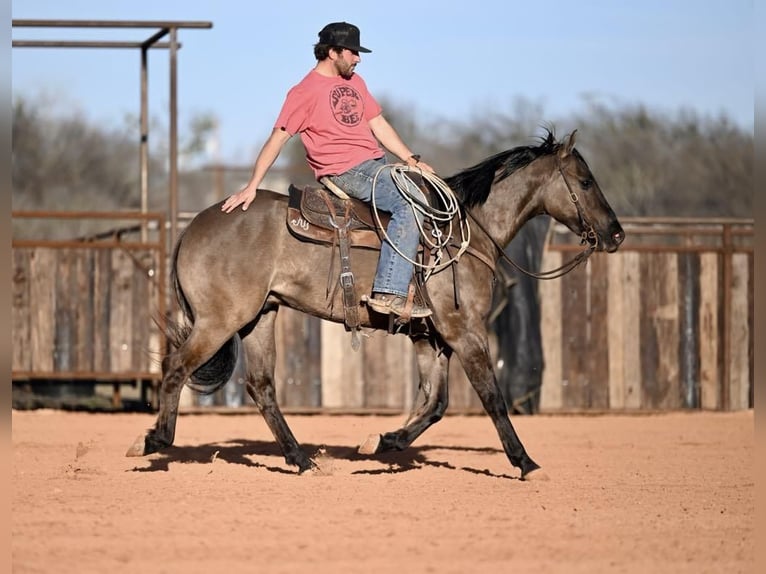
top-left (604, 224), bottom-right (626, 253)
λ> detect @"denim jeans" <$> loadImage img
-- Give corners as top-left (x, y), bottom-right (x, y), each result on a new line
top-left (328, 157), bottom-right (423, 298)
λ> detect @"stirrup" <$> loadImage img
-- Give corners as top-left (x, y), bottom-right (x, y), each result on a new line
top-left (364, 293), bottom-right (432, 319)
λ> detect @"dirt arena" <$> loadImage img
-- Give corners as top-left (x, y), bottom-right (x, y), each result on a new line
top-left (12, 408), bottom-right (753, 573)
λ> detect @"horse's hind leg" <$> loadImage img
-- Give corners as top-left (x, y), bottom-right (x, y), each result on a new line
top-left (359, 333), bottom-right (451, 454)
top-left (126, 322), bottom-right (231, 456)
top-left (242, 309), bottom-right (315, 473)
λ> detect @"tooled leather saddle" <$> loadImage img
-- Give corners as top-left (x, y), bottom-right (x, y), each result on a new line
top-left (286, 183), bottom-right (387, 250)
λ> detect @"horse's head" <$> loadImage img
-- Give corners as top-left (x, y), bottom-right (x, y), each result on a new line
top-left (545, 131), bottom-right (625, 253)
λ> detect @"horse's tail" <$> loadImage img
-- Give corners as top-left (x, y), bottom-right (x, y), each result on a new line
top-left (162, 228), bottom-right (240, 396)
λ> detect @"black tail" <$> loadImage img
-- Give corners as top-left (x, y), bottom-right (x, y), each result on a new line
top-left (163, 230), bottom-right (239, 396)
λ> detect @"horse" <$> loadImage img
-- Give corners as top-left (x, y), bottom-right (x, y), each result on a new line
top-left (126, 129), bottom-right (625, 480)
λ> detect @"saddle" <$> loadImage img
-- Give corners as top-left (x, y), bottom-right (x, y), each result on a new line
top-left (286, 182), bottom-right (429, 343)
top-left (286, 184), bottom-right (387, 250)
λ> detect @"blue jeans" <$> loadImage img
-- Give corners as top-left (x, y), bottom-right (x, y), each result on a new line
top-left (328, 157), bottom-right (423, 298)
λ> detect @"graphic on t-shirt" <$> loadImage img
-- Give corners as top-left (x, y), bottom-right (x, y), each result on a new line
top-left (329, 84), bottom-right (364, 127)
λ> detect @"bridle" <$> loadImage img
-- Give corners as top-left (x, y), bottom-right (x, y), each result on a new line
top-left (465, 156), bottom-right (599, 281)
top-left (558, 157), bottom-right (600, 250)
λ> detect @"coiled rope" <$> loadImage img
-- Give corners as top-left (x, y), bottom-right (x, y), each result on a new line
top-left (371, 164), bottom-right (470, 280)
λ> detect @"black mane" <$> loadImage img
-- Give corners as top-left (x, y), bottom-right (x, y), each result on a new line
top-left (445, 129), bottom-right (560, 208)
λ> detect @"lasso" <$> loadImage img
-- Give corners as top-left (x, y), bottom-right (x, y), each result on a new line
top-left (371, 164), bottom-right (470, 280)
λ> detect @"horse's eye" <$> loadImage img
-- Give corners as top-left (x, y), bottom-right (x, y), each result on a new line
top-left (580, 179), bottom-right (593, 190)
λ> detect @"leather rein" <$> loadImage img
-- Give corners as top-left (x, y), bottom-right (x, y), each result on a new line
top-left (463, 158), bottom-right (598, 281)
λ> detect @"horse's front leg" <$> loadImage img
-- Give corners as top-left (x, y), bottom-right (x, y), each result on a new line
top-left (454, 329), bottom-right (544, 480)
top-left (359, 332), bottom-right (451, 454)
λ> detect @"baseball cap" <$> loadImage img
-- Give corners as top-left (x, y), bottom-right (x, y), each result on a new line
top-left (317, 22), bottom-right (372, 53)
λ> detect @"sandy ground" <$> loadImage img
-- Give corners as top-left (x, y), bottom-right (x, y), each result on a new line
top-left (12, 408), bottom-right (754, 573)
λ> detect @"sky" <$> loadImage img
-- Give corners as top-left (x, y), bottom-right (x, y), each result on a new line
top-left (11, 0), bottom-right (754, 164)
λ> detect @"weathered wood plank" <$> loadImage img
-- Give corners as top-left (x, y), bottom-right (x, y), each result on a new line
top-left (54, 249), bottom-right (77, 372)
top-left (278, 307), bottom-right (322, 407)
top-left (29, 248), bottom-right (56, 373)
top-left (275, 309), bottom-right (321, 407)
top-left (74, 249), bottom-right (95, 373)
top-left (560, 263), bottom-right (589, 408)
top-left (92, 249), bottom-right (112, 373)
top-left (728, 253), bottom-right (751, 409)
top-left (12, 249), bottom-right (32, 372)
top-left (144, 250), bottom-right (163, 375)
top-left (698, 253), bottom-right (719, 410)
top-left (304, 315), bottom-right (323, 406)
top-left (678, 252), bottom-right (701, 408)
top-left (109, 249), bottom-right (134, 373)
top-left (319, 319), bottom-right (363, 408)
top-left (587, 254), bottom-right (610, 409)
top-left (640, 253), bottom-right (680, 409)
top-left (130, 251), bottom-right (154, 373)
top-left (362, 332), bottom-right (415, 409)
top-left (607, 253), bottom-right (625, 408)
top-left (621, 251), bottom-right (642, 409)
top-left (539, 250), bottom-right (563, 410)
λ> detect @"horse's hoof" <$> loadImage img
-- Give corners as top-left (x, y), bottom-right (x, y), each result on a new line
top-left (358, 434), bottom-right (381, 455)
top-left (305, 460), bottom-right (330, 476)
top-left (297, 459), bottom-right (319, 475)
top-left (521, 468), bottom-right (550, 482)
top-left (125, 435), bottom-right (148, 457)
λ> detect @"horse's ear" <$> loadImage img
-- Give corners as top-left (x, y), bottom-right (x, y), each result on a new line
top-left (559, 129), bottom-right (578, 158)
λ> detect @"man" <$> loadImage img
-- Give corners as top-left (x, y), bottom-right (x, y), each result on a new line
top-left (222, 21), bottom-right (433, 319)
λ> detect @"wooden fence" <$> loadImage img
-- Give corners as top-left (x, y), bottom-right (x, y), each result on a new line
top-left (11, 212), bottom-right (167, 406)
top-left (539, 218), bottom-right (753, 411)
top-left (11, 213), bottom-right (753, 412)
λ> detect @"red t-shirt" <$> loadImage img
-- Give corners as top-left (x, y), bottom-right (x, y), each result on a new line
top-left (275, 70), bottom-right (384, 178)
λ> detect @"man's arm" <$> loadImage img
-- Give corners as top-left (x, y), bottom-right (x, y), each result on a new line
top-left (221, 127), bottom-right (292, 213)
top-left (368, 114), bottom-right (434, 172)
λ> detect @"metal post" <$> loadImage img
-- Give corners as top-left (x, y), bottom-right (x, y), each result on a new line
top-left (169, 27), bottom-right (179, 263)
top-left (140, 46), bottom-right (149, 241)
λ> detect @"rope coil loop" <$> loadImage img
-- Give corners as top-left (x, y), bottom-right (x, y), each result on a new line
top-left (371, 164), bottom-right (470, 280)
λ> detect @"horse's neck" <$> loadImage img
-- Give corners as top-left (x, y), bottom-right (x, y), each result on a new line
top-left (471, 173), bottom-right (542, 254)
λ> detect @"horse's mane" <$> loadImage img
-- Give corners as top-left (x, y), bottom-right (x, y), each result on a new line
top-left (445, 128), bottom-right (560, 208)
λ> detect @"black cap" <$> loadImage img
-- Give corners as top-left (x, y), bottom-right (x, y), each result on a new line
top-left (317, 22), bottom-right (372, 53)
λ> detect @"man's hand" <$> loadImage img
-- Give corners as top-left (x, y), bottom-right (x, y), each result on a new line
top-left (408, 159), bottom-right (435, 174)
top-left (221, 128), bottom-right (291, 214)
top-left (221, 186), bottom-right (257, 213)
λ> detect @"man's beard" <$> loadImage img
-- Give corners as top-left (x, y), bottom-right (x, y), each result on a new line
top-left (335, 60), bottom-right (356, 79)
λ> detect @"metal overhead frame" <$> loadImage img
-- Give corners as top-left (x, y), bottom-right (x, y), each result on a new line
top-left (12, 19), bottom-right (213, 247)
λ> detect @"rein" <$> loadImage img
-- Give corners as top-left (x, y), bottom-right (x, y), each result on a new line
top-left (464, 158), bottom-right (598, 281)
